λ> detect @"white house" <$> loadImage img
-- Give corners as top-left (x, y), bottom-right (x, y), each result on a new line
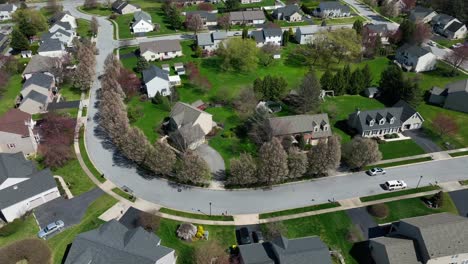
top-left (229, 11), bottom-right (266, 25)
top-left (363, 23), bottom-right (391, 44)
top-left (112, 0), bottom-right (141, 14)
top-left (0, 153), bottom-right (60, 222)
top-left (38, 39), bottom-right (67, 58)
top-left (241, 0), bottom-right (261, 4)
top-left (0, 4), bottom-right (17, 21)
top-left (295, 26), bottom-right (316, 44)
top-left (132, 11), bottom-right (154, 34)
top-left (409, 6), bottom-right (437, 23)
top-left (272, 5), bottom-right (303, 22)
top-left (313, 1), bottom-right (351, 18)
top-left (395, 44), bottom-right (437, 72)
top-left (140, 40), bottom-right (183, 61)
top-left (0, 109), bottom-right (39, 157)
top-left (251, 28), bottom-right (283, 47)
top-left (432, 14), bottom-right (467, 39)
top-left (197, 31), bottom-right (228, 52)
top-left (50, 11), bottom-right (77, 29)
top-left (143, 65), bottom-right (173, 97)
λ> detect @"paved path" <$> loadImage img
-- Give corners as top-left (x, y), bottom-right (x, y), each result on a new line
top-left (53, 175), bottom-right (74, 199)
top-left (403, 130), bottom-right (442, 153)
top-left (195, 144), bottom-right (226, 183)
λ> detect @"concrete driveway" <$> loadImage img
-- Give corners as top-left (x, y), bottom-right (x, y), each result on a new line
top-left (403, 130), bottom-right (442, 153)
top-left (195, 144), bottom-right (226, 181)
top-left (449, 190), bottom-right (468, 217)
top-left (34, 187), bottom-right (104, 230)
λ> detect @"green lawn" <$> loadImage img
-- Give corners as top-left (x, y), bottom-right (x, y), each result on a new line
top-left (112, 187), bottom-right (136, 202)
top-left (275, 211), bottom-right (357, 264)
top-left (360, 185), bottom-right (441, 203)
top-left (373, 192), bottom-right (459, 224)
top-left (76, 18), bottom-right (91, 38)
top-left (156, 219), bottom-right (236, 264)
top-left (79, 127), bottom-right (106, 183)
top-left (312, 16), bottom-right (365, 25)
top-left (159, 208), bottom-right (234, 221)
top-left (47, 194), bottom-right (117, 264)
top-left (0, 75), bottom-right (22, 116)
top-left (126, 97), bottom-right (169, 143)
top-left (433, 38), bottom-right (463, 49)
top-left (460, 180), bottom-right (468, 185)
top-left (364, 157), bottom-right (432, 170)
top-left (378, 139), bottom-right (426, 160)
top-left (51, 154), bottom-right (96, 196)
top-left (59, 81), bottom-right (82, 101)
top-left (0, 215), bottom-right (39, 248)
top-left (78, 5), bottom-right (113, 16)
top-left (450, 151), bottom-right (468, 157)
top-left (259, 202), bottom-right (341, 219)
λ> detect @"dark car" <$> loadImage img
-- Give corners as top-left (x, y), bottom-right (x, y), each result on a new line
top-left (252, 231), bottom-right (264, 243)
top-left (239, 227), bottom-right (251, 245)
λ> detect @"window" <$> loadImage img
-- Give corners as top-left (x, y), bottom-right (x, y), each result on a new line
top-left (389, 117), bottom-right (395, 124)
top-left (7, 143), bottom-right (15, 149)
top-left (379, 119), bottom-right (385, 125)
top-left (314, 126), bottom-right (318, 132)
top-left (151, 55), bottom-right (155, 58)
top-left (369, 120), bottom-right (375, 126)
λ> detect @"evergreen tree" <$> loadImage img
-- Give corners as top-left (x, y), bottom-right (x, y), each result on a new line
top-left (348, 69), bottom-right (365, 95)
top-left (242, 27), bottom-right (248, 39)
top-left (320, 69), bottom-right (334, 91)
top-left (331, 70), bottom-right (346, 95)
top-left (352, 19), bottom-right (363, 34)
top-left (361, 64), bottom-right (373, 88)
top-left (342, 64), bottom-right (351, 84)
top-left (136, 57), bottom-right (149, 73)
top-left (10, 28), bottom-right (29, 51)
top-left (282, 30), bottom-right (289, 46)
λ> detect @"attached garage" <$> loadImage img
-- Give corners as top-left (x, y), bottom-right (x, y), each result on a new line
top-left (28, 197), bottom-right (44, 208)
top-left (44, 191), bottom-right (60, 202)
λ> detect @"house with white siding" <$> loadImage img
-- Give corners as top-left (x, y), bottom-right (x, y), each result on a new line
top-left (0, 4), bottom-right (17, 21)
top-left (132, 11), bottom-right (155, 34)
top-left (313, 1), bottom-right (351, 18)
top-left (49, 11), bottom-right (77, 29)
top-left (229, 11), bottom-right (266, 25)
top-left (251, 28), bottom-right (283, 47)
top-left (196, 31), bottom-right (227, 52)
top-left (112, 0), bottom-right (141, 14)
top-left (272, 5), bottom-right (302, 22)
top-left (143, 65), bottom-right (181, 97)
top-left (395, 44), bottom-right (437, 72)
top-left (0, 153), bottom-right (59, 222)
top-left (38, 39), bottom-right (67, 58)
top-left (140, 40), bottom-right (183, 61)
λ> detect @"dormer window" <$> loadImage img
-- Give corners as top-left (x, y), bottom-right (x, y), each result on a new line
top-left (369, 119), bottom-right (375, 126)
top-left (379, 119), bottom-right (385, 125)
top-left (389, 117), bottom-right (395, 124)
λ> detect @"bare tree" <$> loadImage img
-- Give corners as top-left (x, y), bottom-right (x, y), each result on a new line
top-left (217, 14), bottom-right (230, 31)
top-left (380, 0), bottom-right (400, 17)
top-left (247, 109), bottom-right (272, 145)
top-left (295, 69), bottom-right (322, 114)
top-left (342, 137), bottom-right (382, 170)
top-left (47, 0), bottom-right (61, 13)
top-left (233, 87), bottom-right (258, 119)
top-left (195, 241), bottom-right (230, 264)
top-left (91, 16), bottom-right (99, 36)
top-left (176, 152), bottom-right (211, 185)
top-left (413, 22), bottom-right (432, 45)
top-left (258, 138), bottom-right (289, 186)
top-left (228, 153), bottom-right (258, 186)
top-left (287, 146), bottom-right (308, 179)
top-left (83, 0), bottom-right (98, 9)
top-left (432, 113), bottom-right (459, 137)
top-left (186, 14), bottom-right (204, 35)
top-left (445, 46), bottom-right (468, 74)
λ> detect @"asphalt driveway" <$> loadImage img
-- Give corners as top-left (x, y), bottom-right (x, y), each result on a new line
top-left (34, 187), bottom-right (104, 230)
top-left (403, 130), bottom-right (442, 153)
top-left (346, 208), bottom-right (378, 240)
top-left (195, 144), bottom-right (226, 181)
top-left (449, 189), bottom-right (468, 217)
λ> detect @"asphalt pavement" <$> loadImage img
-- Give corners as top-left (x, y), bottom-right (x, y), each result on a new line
top-left (449, 189), bottom-right (468, 217)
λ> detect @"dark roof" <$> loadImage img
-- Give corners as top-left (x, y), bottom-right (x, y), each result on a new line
top-left (23, 55), bottom-right (60, 75)
top-left (273, 4), bottom-right (301, 17)
top-left (0, 109), bottom-right (32, 137)
top-left (364, 23), bottom-right (389, 34)
top-left (112, 0), bottom-right (140, 12)
top-left (431, 14), bottom-right (456, 26)
top-left (397, 43), bottom-right (430, 58)
top-left (446, 79), bottom-right (468, 93)
top-left (134, 10), bottom-right (152, 23)
top-left (0, 153), bottom-right (56, 209)
top-left (429, 86), bottom-right (446, 96)
top-left (49, 11), bottom-right (72, 23)
top-left (52, 21), bottom-right (72, 31)
top-left (251, 30), bottom-right (265, 43)
top-left (370, 236), bottom-right (420, 264)
top-left (393, 100), bottom-right (421, 123)
top-left (140, 39), bottom-right (182, 54)
top-left (38, 39), bottom-right (64, 53)
top-left (197, 33), bottom-right (214, 46)
top-left (23, 90), bottom-right (49, 105)
top-left (230, 11), bottom-right (266, 22)
top-left (348, 107), bottom-right (403, 132)
top-left (446, 21), bottom-right (465, 33)
top-left (239, 236), bottom-right (332, 264)
top-left (186, 11), bottom-right (217, 22)
top-left (0, 4), bottom-right (16, 12)
top-left (47, 100), bottom-right (80, 111)
top-left (318, 1), bottom-right (350, 12)
top-left (268, 114), bottom-right (332, 138)
top-left (23, 73), bottom-right (54, 90)
top-left (65, 220), bottom-right (174, 264)
top-left (409, 6), bottom-right (435, 21)
top-left (142, 65), bottom-right (169, 83)
top-left (170, 102), bottom-right (206, 128)
top-left (263, 28), bottom-right (282, 37)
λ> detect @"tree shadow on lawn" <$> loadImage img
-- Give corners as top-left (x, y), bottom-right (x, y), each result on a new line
top-left (200, 57), bottom-right (225, 73)
top-left (350, 241), bottom-right (373, 264)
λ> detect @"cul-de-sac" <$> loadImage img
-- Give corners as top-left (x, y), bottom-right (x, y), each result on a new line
top-left (0, 0), bottom-right (467, 263)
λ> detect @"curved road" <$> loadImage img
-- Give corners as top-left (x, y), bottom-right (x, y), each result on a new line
top-left (60, 1), bottom-right (468, 215)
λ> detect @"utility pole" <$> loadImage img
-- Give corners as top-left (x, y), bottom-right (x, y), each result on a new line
top-left (416, 175), bottom-right (423, 188)
top-left (209, 202), bottom-right (212, 216)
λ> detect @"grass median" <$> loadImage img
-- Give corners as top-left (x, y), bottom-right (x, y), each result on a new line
top-left (259, 202), bottom-right (341, 219)
top-left (79, 127), bottom-right (106, 183)
top-left (364, 157), bottom-right (432, 170)
top-left (159, 208), bottom-right (234, 221)
top-left (360, 185), bottom-right (441, 203)
top-left (112, 187), bottom-right (136, 202)
top-left (450, 151), bottom-right (468, 157)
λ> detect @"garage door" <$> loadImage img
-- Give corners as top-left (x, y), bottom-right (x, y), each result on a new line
top-left (44, 191), bottom-right (59, 202)
top-left (28, 197), bottom-right (44, 208)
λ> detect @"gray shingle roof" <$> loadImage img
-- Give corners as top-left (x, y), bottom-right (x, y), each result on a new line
top-left (348, 107), bottom-right (403, 132)
top-left (239, 243), bottom-right (275, 264)
top-left (263, 28), bottom-right (282, 37)
top-left (393, 100), bottom-right (421, 123)
top-left (186, 10), bottom-right (217, 22)
top-left (268, 114), bottom-right (332, 139)
top-left (251, 30), bottom-right (265, 43)
top-left (399, 213), bottom-right (468, 259)
top-left (22, 55), bottom-right (60, 76)
top-left (212, 31), bottom-right (227, 40)
top-left (370, 236), bottom-right (420, 264)
top-left (0, 4), bottom-right (16, 12)
top-left (318, 1), bottom-right (350, 13)
top-left (273, 4), bottom-right (301, 17)
top-left (170, 102), bottom-right (205, 128)
top-left (23, 73), bottom-right (54, 91)
top-left (197, 33), bottom-right (213, 46)
top-left (446, 21), bottom-right (465, 33)
top-left (23, 90), bottom-right (49, 105)
top-left (50, 11), bottom-right (72, 23)
top-left (409, 6), bottom-right (435, 22)
top-left (38, 39), bottom-right (64, 52)
top-left (65, 220), bottom-right (174, 264)
top-left (142, 65), bottom-right (169, 83)
top-left (297, 26), bottom-right (315, 35)
top-left (397, 44), bottom-right (430, 58)
top-left (364, 23), bottom-right (389, 34)
top-left (0, 153), bottom-right (56, 209)
top-left (52, 21), bottom-right (72, 31)
top-left (446, 79), bottom-right (468, 93)
top-left (230, 11), bottom-right (266, 22)
top-left (429, 86), bottom-right (445, 95)
top-left (140, 39), bottom-right (182, 54)
top-left (176, 123), bottom-right (206, 146)
top-left (134, 10), bottom-right (152, 23)
top-left (431, 14), bottom-right (456, 26)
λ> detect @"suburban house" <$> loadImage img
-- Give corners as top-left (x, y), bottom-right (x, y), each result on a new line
top-left (64, 219), bottom-right (176, 264)
top-left (140, 40), bottom-right (183, 61)
top-left (428, 79), bottom-right (468, 113)
top-left (239, 235), bottom-right (333, 264)
top-left (267, 114), bottom-right (332, 145)
top-left (49, 21), bottom-right (75, 37)
top-left (143, 65), bottom-right (181, 97)
top-left (251, 28), bottom-right (283, 47)
top-left (38, 39), bottom-right (67, 58)
top-left (196, 31), bottom-right (227, 52)
top-left (0, 4), bottom-right (17, 21)
top-left (370, 213), bottom-right (468, 264)
top-left (363, 23), bottom-right (391, 43)
top-left (0, 109), bottom-right (39, 157)
top-left (0, 153), bottom-right (59, 222)
top-left (272, 5), bottom-right (303, 22)
top-left (49, 11), bottom-right (77, 29)
top-left (431, 14), bottom-right (467, 39)
top-left (18, 90), bottom-right (50, 115)
top-left (20, 73), bottom-right (55, 101)
top-left (347, 100), bottom-right (424, 137)
top-left (186, 11), bottom-right (218, 28)
top-left (295, 26), bottom-right (319, 44)
top-left (174, 0), bottom-right (204, 6)
top-left (241, 0), bottom-right (261, 4)
top-left (395, 44), bottom-right (437, 73)
top-left (132, 11), bottom-right (155, 34)
top-left (313, 2), bottom-right (351, 18)
top-left (41, 29), bottom-right (74, 47)
top-left (409, 6), bottom-right (437, 23)
top-left (22, 55), bottom-right (61, 80)
top-left (112, 0), bottom-right (141, 14)
top-left (229, 11), bottom-right (266, 25)
top-left (167, 102), bottom-right (213, 150)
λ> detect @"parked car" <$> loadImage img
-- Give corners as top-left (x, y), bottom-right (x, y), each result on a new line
top-left (239, 227), bottom-right (251, 245)
top-left (252, 231), bottom-right (264, 243)
top-left (38, 220), bottom-right (64, 239)
top-left (367, 167), bottom-right (386, 176)
top-left (384, 180), bottom-right (407, 191)
top-left (452, 43), bottom-right (463, 49)
top-left (233, 32), bottom-right (241, 36)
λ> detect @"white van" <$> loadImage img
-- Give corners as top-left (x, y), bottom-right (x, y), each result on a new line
top-left (384, 180), bottom-right (407, 191)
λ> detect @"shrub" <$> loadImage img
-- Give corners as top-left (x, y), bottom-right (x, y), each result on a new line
top-left (196, 225), bottom-right (205, 238)
top-left (0, 239), bottom-right (51, 264)
top-left (0, 218), bottom-right (23, 237)
top-left (367, 203), bottom-right (389, 218)
top-left (430, 191), bottom-right (444, 208)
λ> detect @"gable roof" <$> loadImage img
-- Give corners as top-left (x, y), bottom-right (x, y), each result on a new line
top-left (273, 4), bottom-right (301, 17)
top-left (23, 55), bottom-right (60, 76)
top-left (348, 107), bottom-right (403, 132)
top-left (0, 152), bottom-right (35, 184)
top-left (239, 242), bottom-right (276, 264)
top-left (446, 79), bottom-right (468, 93)
top-left (397, 43), bottom-right (430, 58)
top-left (23, 90), bottom-right (49, 105)
top-left (268, 114), bottom-right (332, 138)
top-left (50, 11), bottom-right (73, 23)
top-left (446, 21), bottom-right (465, 33)
top-left (65, 220), bottom-right (174, 264)
top-left (393, 100), bottom-right (422, 123)
top-left (251, 30), bottom-right (265, 43)
top-left (0, 109), bottom-right (32, 137)
top-left (318, 1), bottom-right (350, 12)
top-left (38, 39), bottom-right (64, 53)
top-left (399, 213), bottom-right (468, 259)
top-left (142, 65), bottom-right (169, 83)
top-left (297, 26), bottom-right (315, 35)
top-left (140, 39), bottom-right (182, 54)
top-left (134, 10), bottom-right (152, 23)
top-left (23, 73), bottom-right (54, 90)
top-left (186, 10), bottom-right (217, 22)
top-left (252, 28), bottom-right (282, 43)
top-left (409, 6), bottom-right (435, 21)
top-left (370, 236), bottom-right (420, 264)
top-left (51, 21), bottom-right (72, 31)
top-left (431, 13), bottom-right (457, 26)
top-left (212, 31), bottom-right (227, 40)
top-left (364, 23), bottom-right (389, 34)
top-left (170, 102), bottom-right (210, 128)
top-left (230, 11), bottom-right (266, 22)
top-left (197, 33), bottom-right (213, 46)
top-left (112, 0), bottom-right (140, 12)
top-left (0, 4), bottom-right (16, 12)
